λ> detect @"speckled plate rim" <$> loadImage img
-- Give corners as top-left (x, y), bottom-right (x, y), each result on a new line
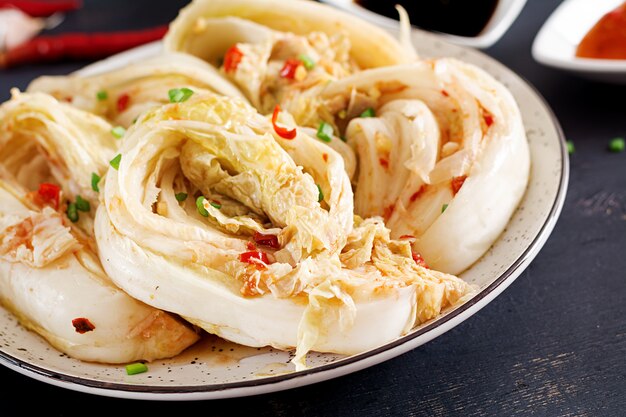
top-left (0, 34), bottom-right (569, 401)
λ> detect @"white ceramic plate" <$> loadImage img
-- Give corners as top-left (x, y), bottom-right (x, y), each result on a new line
top-left (532, 0), bottom-right (626, 84)
top-left (0, 28), bottom-right (568, 400)
top-left (320, 0), bottom-right (527, 48)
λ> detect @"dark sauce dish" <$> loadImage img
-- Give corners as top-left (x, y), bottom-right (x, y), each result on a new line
top-left (320, 0), bottom-right (528, 49)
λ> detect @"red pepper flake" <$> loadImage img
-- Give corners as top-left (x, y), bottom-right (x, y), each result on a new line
top-left (409, 185), bottom-right (426, 203)
top-left (271, 105), bottom-right (297, 139)
top-left (451, 175), bottom-right (467, 195)
top-left (483, 111), bottom-right (494, 127)
top-left (246, 242), bottom-right (256, 251)
top-left (412, 251), bottom-right (429, 268)
top-left (379, 157), bottom-right (389, 169)
top-left (117, 93), bottom-right (130, 112)
top-left (72, 317), bottom-right (95, 334)
top-left (279, 58), bottom-right (302, 79)
top-left (441, 90), bottom-right (449, 97)
top-left (383, 204), bottom-right (395, 221)
top-left (36, 183), bottom-right (61, 210)
top-left (399, 234), bottom-right (415, 240)
top-left (223, 45), bottom-right (243, 73)
top-left (239, 251), bottom-right (271, 269)
top-left (253, 232), bottom-right (280, 249)
top-left (322, 153), bottom-right (328, 162)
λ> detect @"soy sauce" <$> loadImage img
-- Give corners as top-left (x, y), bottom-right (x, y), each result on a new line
top-left (355, 0), bottom-right (499, 37)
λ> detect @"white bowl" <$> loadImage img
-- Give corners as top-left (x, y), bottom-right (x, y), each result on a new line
top-left (532, 0), bottom-right (626, 84)
top-left (319, 0), bottom-right (528, 49)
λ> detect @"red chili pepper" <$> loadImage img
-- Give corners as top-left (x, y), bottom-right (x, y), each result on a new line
top-left (441, 89), bottom-right (449, 97)
top-left (279, 58), bottom-right (302, 79)
top-left (451, 175), bottom-right (467, 195)
top-left (379, 157), bottom-right (389, 169)
top-left (412, 251), bottom-right (429, 269)
top-left (271, 105), bottom-right (297, 139)
top-left (0, 0), bottom-right (82, 17)
top-left (223, 45), bottom-right (243, 73)
top-left (71, 317), bottom-right (95, 334)
top-left (116, 93), bottom-right (130, 112)
top-left (0, 25), bottom-right (168, 69)
top-left (253, 232), bottom-right (280, 249)
top-left (399, 234), bottom-right (415, 240)
top-left (37, 183), bottom-right (61, 210)
top-left (322, 153), bottom-right (328, 162)
top-left (409, 185), bottom-right (426, 203)
top-left (246, 242), bottom-right (256, 251)
top-left (483, 111), bottom-right (494, 127)
top-left (239, 251), bottom-right (271, 269)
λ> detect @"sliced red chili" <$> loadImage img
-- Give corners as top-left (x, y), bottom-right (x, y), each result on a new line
top-left (72, 317), bottom-right (95, 334)
top-left (246, 242), bottom-right (256, 251)
top-left (483, 111), bottom-right (494, 127)
top-left (412, 251), bottom-right (429, 269)
top-left (399, 234), bottom-right (415, 240)
top-left (37, 183), bottom-right (61, 210)
top-left (279, 58), bottom-right (302, 79)
top-left (272, 105), bottom-right (297, 139)
top-left (116, 93), bottom-right (130, 112)
top-left (253, 232), bottom-right (280, 249)
top-left (441, 90), bottom-right (449, 97)
top-left (451, 175), bottom-right (467, 195)
top-left (223, 45), bottom-right (243, 73)
top-left (409, 185), bottom-right (426, 203)
top-left (239, 251), bottom-right (271, 269)
top-left (322, 153), bottom-right (328, 162)
top-left (379, 157), bottom-right (389, 169)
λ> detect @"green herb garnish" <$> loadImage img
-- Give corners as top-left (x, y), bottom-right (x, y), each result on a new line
top-left (209, 201), bottom-right (222, 209)
top-left (91, 172), bottom-right (101, 192)
top-left (317, 184), bottom-right (324, 203)
top-left (175, 192), bottom-right (188, 202)
top-left (109, 154), bottom-right (121, 170)
top-left (66, 202), bottom-right (79, 223)
top-left (316, 122), bottom-right (333, 143)
top-left (96, 90), bottom-right (108, 101)
top-left (75, 195), bottom-right (90, 212)
top-left (111, 126), bottom-right (126, 139)
top-left (441, 203), bottom-right (448, 213)
top-left (125, 362), bottom-right (148, 375)
top-left (298, 54), bottom-right (315, 70)
top-left (609, 137), bottom-right (625, 153)
top-left (566, 140), bottom-right (575, 154)
top-left (168, 87), bottom-right (194, 103)
top-left (196, 196), bottom-right (209, 217)
top-left (360, 108), bottom-right (375, 118)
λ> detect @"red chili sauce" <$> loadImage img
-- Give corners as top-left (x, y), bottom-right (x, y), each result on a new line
top-left (576, 2), bottom-right (626, 59)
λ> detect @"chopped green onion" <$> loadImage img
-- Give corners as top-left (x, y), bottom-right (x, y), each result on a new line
top-left (66, 202), bottom-right (79, 223)
top-left (125, 362), bottom-right (148, 375)
top-left (132, 117), bottom-right (138, 124)
top-left (111, 126), bottom-right (126, 139)
top-left (96, 90), bottom-right (108, 101)
top-left (441, 203), bottom-right (448, 213)
top-left (317, 184), bottom-right (324, 203)
top-left (360, 108), bottom-right (375, 118)
top-left (175, 192), bottom-right (188, 202)
top-left (75, 195), bottom-right (90, 212)
top-left (110, 154), bottom-right (121, 170)
top-left (168, 87), bottom-right (194, 103)
top-left (566, 140), bottom-right (575, 154)
top-left (209, 201), bottom-right (222, 209)
top-left (316, 122), bottom-right (333, 143)
top-left (196, 196), bottom-right (209, 217)
top-left (608, 137), bottom-right (625, 153)
top-left (298, 54), bottom-right (315, 70)
top-left (91, 172), bottom-right (101, 192)
top-left (340, 135), bottom-right (347, 142)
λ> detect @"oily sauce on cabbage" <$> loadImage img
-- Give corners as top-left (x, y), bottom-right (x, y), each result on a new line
top-left (355, 0), bottom-right (499, 37)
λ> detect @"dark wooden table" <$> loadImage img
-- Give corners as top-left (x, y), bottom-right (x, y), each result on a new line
top-left (1, 0), bottom-right (625, 415)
